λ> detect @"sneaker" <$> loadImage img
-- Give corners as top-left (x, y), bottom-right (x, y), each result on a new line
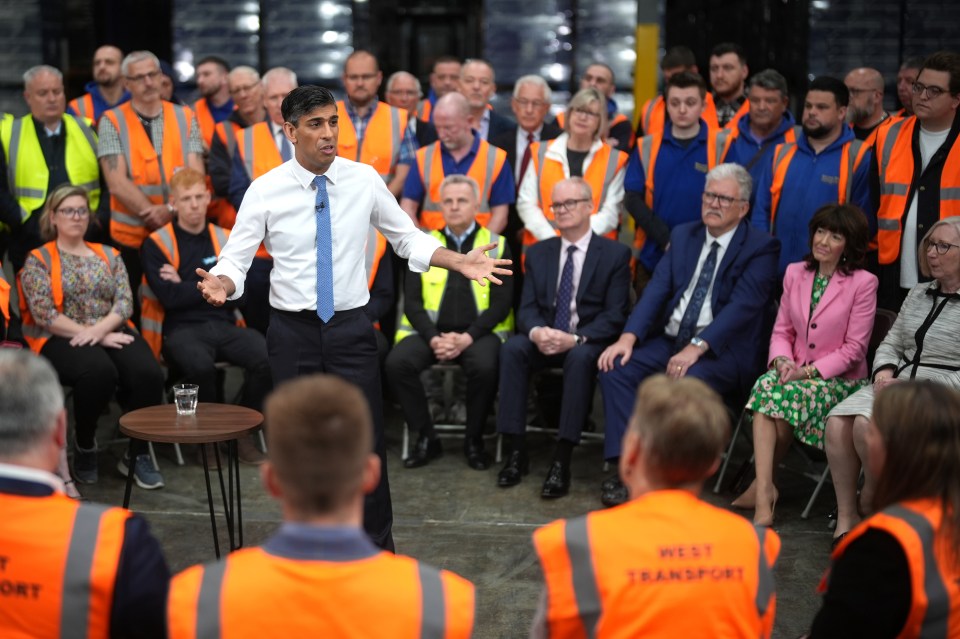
top-left (72, 441), bottom-right (98, 484)
top-left (117, 453), bottom-right (165, 490)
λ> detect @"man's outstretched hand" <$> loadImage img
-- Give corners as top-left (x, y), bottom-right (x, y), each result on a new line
top-left (196, 268), bottom-right (231, 306)
top-left (460, 241), bottom-right (512, 286)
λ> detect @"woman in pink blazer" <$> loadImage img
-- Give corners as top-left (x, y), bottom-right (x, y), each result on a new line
top-left (733, 204), bottom-right (877, 526)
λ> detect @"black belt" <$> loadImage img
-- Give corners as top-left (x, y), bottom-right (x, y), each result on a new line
top-left (271, 307), bottom-right (362, 320)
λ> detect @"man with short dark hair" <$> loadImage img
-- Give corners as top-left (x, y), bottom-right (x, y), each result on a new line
top-left (638, 46), bottom-right (724, 137)
top-left (418, 56), bottom-right (461, 122)
top-left (531, 375), bottom-right (780, 638)
top-left (167, 374), bottom-right (476, 638)
top-left (192, 55), bottom-right (233, 149)
top-left (895, 57), bottom-right (925, 118)
top-left (0, 349), bottom-right (169, 638)
top-left (458, 58), bottom-right (514, 141)
top-left (754, 76), bottom-right (873, 273)
top-left (709, 42), bottom-right (750, 129)
top-left (67, 45), bottom-right (130, 125)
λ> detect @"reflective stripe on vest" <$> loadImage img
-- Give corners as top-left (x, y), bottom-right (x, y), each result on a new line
top-left (69, 94), bottom-right (95, 121)
top-left (18, 241), bottom-right (120, 353)
top-left (875, 117), bottom-right (960, 264)
top-left (105, 101), bottom-right (194, 248)
top-left (140, 223), bottom-right (233, 359)
top-left (336, 101), bottom-right (408, 182)
top-left (416, 140), bottom-right (505, 230)
top-left (418, 563), bottom-right (448, 639)
top-left (395, 227), bottom-right (513, 343)
top-left (754, 525), bottom-right (776, 618)
top-left (0, 114), bottom-right (101, 219)
top-left (418, 99), bottom-right (432, 122)
top-left (193, 98), bottom-right (216, 148)
top-left (195, 558), bottom-right (227, 638)
top-left (238, 122), bottom-right (282, 182)
top-left (524, 140), bottom-right (626, 246)
top-left (215, 120), bottom-right (241, 159)
top-left (61, 504), bottom-right (113, 638)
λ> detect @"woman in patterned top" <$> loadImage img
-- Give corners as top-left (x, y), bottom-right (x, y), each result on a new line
top-left (19, 184), bottom-right (164, 491)
top-left (733, 204), bottom-right (877, 526)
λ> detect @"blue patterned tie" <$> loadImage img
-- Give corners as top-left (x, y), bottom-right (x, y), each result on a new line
top-left (675, 241), bottom-right (719, 349)
top-left (313, 175), bottom-right (335, 322)
top-left (553, 245), bottom-right (577, 331)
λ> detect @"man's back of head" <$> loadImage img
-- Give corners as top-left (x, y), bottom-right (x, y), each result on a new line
top-left (0, 350), bottom-right (64, 469)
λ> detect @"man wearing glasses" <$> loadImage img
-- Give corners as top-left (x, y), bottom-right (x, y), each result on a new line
top-left (98, 50), bottom-right (205, 311)
top-left (872, 51), bottom-right (960, 311)
top-left (753, 76), bottom-right (873, 274)
top-left (598, 163), bottom-right (779, 507)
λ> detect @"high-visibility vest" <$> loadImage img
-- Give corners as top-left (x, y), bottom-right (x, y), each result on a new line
top-left (167, 545), bottom-right (475, 639)
top-left (414, 139), bottom-right (507, 231)
top-left (523, 140), bottom-right (627, 247)
top-left (395, 227), bottom-right (514, 344)
top-left (336, 101), bottom-right (409, 182)
top-left (68, 94), bottom-right (96, 123)
top-left (768, 138), bottom-right (869, 233)
top-left (639, 93), bottom-right (725, 136)
top-left (233, 122), bottom-right (281, 260)
top-left (0, 114), bottom-right (100, 220)
top-left (140, 222), bottom-right (242, 360)
top-left (365, 226), bottom-right (387, 290)
top-left (710, 125), bottom-right (799, 167)
top-left (206, 119), bottom-right (243, 230)
top-left (0, 266), bottom-right (10, 323)
top-left (18, 241), bottom-right (130, 354)
top-left (417, 99), bottom-right (433, 122)
top-left (0, 491), bottom-right (131, 639)
top-left (102, 101), bottom-right (196, 249)
top-left (192, 97), bottom-right (233, 149)
top-left (874, 116), bottom-right (960, 265)
top-left (533, 490), bottom-right (780, 639)
top-left (823, 498), bottom-right (960, 638)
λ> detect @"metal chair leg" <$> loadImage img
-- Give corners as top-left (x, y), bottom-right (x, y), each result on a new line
top-left (714, 409), bottom-right (748, 494)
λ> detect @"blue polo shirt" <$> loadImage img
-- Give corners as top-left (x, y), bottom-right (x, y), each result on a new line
top-left (722, 111), bottom-right (797, 209)
top-left (401, 133), bottom-right (515, 206)
top-left (753, 125), bottom-right (874, 273)
top-left (625, 120), bottom-right (711, 271)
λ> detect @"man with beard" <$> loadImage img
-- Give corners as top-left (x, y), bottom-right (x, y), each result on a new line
top-left (192, 55), bottom-right (233, 149)
top-left (753, 76), bottom-right (873, 274)
top-left (68, 45), bottom-right (130, 125)
top-left (844, 67), bottom-right (889, 142)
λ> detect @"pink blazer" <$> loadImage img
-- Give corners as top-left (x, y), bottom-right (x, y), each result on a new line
top-left (768, 262), bottom-right (878, 380)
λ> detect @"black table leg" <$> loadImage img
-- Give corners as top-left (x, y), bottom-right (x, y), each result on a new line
top-left (199, 444), bottom-right (221, 559)
top-left (213, 444), bottom-right (235, 550)
top-left (232, 439), bottom-right (243, 549)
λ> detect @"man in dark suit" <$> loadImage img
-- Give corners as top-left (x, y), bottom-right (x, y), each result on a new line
top-left (496, 177), bottom-right (631, 498)
top-left (598, 163), bottom-right (780, 506)
top-left (459, 59), bottom-right (514, 141)
top-left (490, 74), bottom-right (563, 307)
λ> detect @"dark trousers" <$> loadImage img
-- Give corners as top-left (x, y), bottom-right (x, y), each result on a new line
top-left (598, 334), bottom-right (741, 460)
top-left (41, 329), bottom-right (164, 448)
top-left (496, 335), bottom-right (605, 444)
top-left (385, 332), bottom-right (501, 442)
top-left (162, 322), bottom-right (272, 410)
top-left (267, 307), bottom-right (394, 551)
top-left (118, 246), bottom-right (143, 328)
top-left (243, 258), bottom-right (273, 335)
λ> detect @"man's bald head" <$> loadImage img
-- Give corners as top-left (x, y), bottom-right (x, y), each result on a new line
top-left (844, 67), bottom-right (886, 127)
top-left (432, 92), bottom-right (473, 152)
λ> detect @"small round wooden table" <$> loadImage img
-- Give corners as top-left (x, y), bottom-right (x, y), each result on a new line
top-left (119, 403), bottom-right (263, 558)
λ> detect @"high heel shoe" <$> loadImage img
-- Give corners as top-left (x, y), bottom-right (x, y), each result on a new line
top-left (753, 488), bottom-right (778, 527)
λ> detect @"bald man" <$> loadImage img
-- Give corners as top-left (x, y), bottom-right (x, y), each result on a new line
top-left (67, 45), bottom-right (131, 125)
top-left (844, 67), bottom-right (890, 141)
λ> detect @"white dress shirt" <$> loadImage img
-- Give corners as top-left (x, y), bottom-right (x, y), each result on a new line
top-left (516, 133), bottom-right (626, 241)
top-left (665, 226), bottom-right (737, 337)
top-left (211, 156), bottom-right (442, 311)
top-left (557, 229), bottom-right (592, 332)
top-left (0, 461), bottom-right (64, 492)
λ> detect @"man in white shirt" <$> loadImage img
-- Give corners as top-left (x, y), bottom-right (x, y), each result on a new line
top-left (197, 85), bottom-right (511, 550)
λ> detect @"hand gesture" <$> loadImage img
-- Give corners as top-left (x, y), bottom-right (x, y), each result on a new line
top-left (196, 268), bottom-right (227, 306)
top-left (460, 242), bottom-right (512, 287)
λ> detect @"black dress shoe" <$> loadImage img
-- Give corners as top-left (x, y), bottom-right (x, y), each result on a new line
top-left (496, 450), bottom-right (529, 487)
top-left (541, 461), bottom-right (571, 499)
top-left (404, 435), bottom-right (442, 469)
top-left (600, 476), bottom-right (628, 507)
top-left (464, 438), bottom-right (491, 470)
top-left (601, 474), bottom-right (621, 492)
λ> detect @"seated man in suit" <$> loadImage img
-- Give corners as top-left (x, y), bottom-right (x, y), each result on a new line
top-left (598, 163), bottom-right (780, 506)
top-left (385, 174), bottom-right (513, 471)
top-left (496, 177), bottom-right (631, 498)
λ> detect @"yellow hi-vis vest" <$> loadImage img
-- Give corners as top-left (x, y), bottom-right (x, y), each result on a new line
top-left (394, 226), bottom-right (513, 344)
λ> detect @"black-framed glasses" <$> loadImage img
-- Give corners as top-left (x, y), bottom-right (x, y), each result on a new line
top-left (912, 82), bottom-right (951, 99)
top-left (550, 198), bottom-right (590, 213)
top-left (57, 207), bottom-right (90, 219)
top-left (702, 191), bottom-right (742, 209)
top-left (126, 70), bottom-right (161, 84)
top-left (923, 239), bottom-right (960, 255)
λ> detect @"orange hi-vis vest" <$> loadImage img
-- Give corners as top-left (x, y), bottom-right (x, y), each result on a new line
top-left (640, 93), bottom-right (726, 136)
top-left (417, 99), bottom-right (433, 122)
top-left (140, 222), bottom-right (242, 360)
top-left (523, 140), bottom-right (627, 247)
top-left (874, 116), bottom-right (960, 265)
top-left (0, 267), bottom-right (10, 323)
top-left (206, 119), bottom-right (244, 231)
top-left (69, 94), bottom-right (96, 123)
top-left (167, 545), bottom-right (475, 639)
top-left (768, 137), bottom-right (869, 233)
top-left (533, 490), bottom-right (780, 639)
top-left (102, 101), bottom-right (196, 249)
top-left (0, 488), bottom-right (131, 639)
top-left (18, 241), bottom-right (130, 354)
top-left (365, 226), bottom-right (387, 290)
top-left (336, 101), bottom-right (409, 182)
top-left (234, 122), bottom-right (282, 260)
top-left (710, 125), bottom-right (799, 166)
top-left (823, 498), bottom-right (960, 638)
top-left (192, 97), bottom-right (234, 149)
top-left (414, 139), bottom-right (507, 231)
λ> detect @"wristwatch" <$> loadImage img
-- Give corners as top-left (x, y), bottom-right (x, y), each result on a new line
top-left (574, 334), bottom-right (587, 346)
top-left (690, 337), bottom-right (708, 352)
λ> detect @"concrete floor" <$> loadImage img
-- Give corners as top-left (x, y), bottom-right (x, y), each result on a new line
top-left (77, 389), bottom-right (836, 639)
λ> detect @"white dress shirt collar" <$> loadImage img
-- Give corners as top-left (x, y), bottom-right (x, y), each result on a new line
top-left (0, 461), bottom-right (63, 492)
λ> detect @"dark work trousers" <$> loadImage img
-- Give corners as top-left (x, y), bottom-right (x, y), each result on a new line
top-left (162, 322), bottom-right (272, 410)
top-left (118, 246), bottom-right (143, 328)
top-left (41, 329), bottom-right (164, 450)
top-left (385, 332), bottom-right (501, 442)
top-left (267, 307), bottom-right (394, 551)
top-left (496, 335), bottom-right (606, 444)
top-left (243, 257), bottom-right (273, 335)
